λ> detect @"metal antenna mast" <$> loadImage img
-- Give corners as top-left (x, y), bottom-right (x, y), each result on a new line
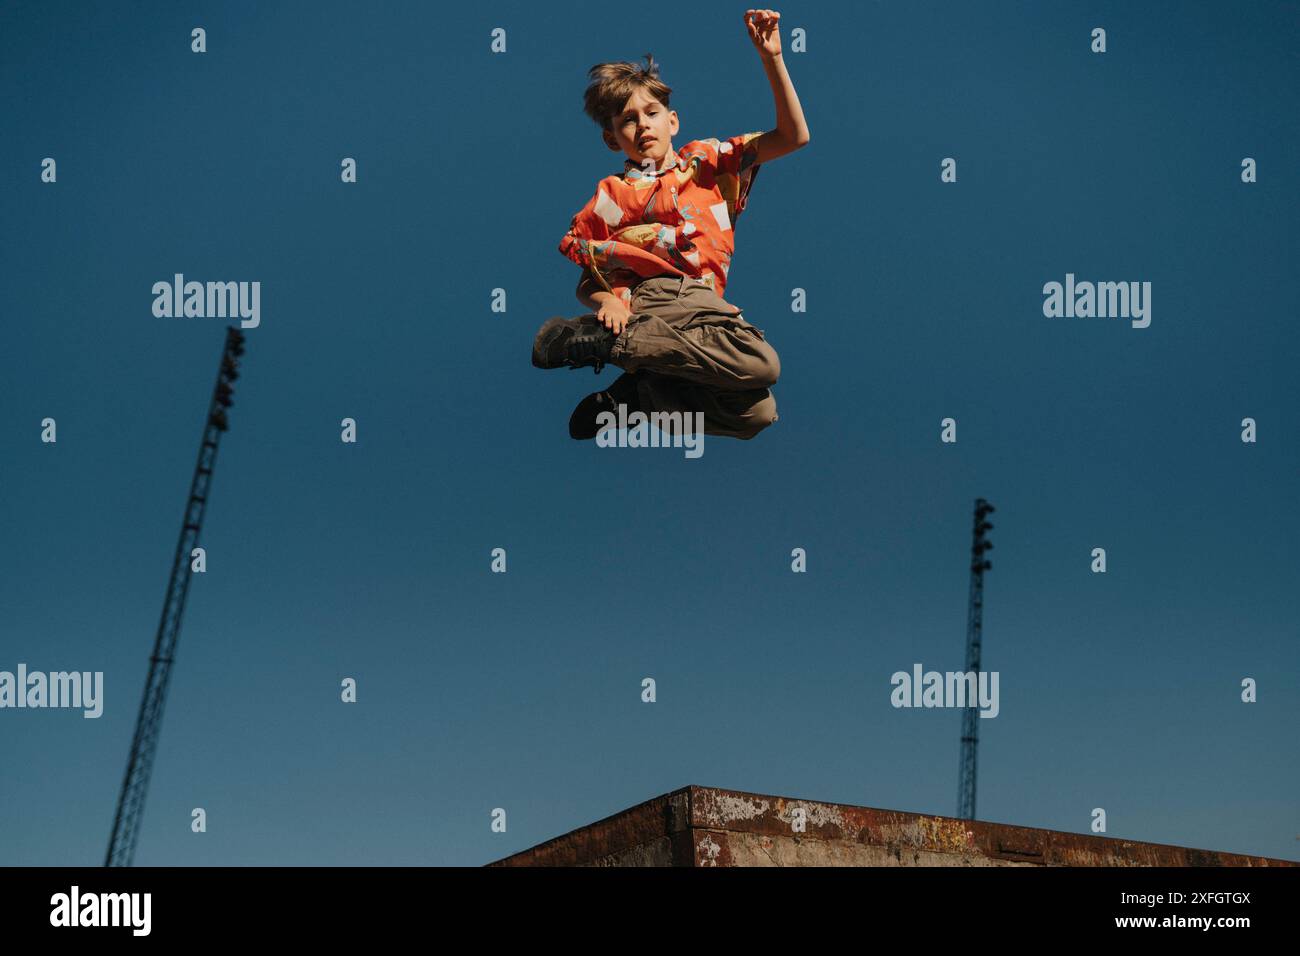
top-left (106, 326), bottom-right (246, 866)
top-left (957, 498), bottom-right (994, 821)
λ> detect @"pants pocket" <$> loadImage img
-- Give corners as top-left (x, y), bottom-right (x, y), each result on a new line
top-left (631, 283), bottom-right (671, 311)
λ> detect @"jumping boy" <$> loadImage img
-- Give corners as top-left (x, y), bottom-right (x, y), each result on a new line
top-left (531, 9), bottom-right (810, 441)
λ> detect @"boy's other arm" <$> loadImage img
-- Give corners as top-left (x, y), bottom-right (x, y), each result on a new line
top-left (582, 289), bottom-right (620, 311)
top-left (744, 9), bottom-right (811, 164)
top-left (576, 268), bottom-right (620, 311)
top-left (577, 267), bottom-right (634, 334)
top-left (575, 268), bottom-right (604, 307)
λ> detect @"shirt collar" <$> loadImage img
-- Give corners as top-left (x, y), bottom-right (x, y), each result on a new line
top-left (623, 149), bottom-right (682, 181)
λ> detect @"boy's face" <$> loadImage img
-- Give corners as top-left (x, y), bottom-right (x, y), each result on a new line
top-left (604, 87), bottom-right (679, 169)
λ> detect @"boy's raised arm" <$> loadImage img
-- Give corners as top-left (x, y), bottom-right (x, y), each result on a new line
top-left (744, 9), bottom-right (810, 165)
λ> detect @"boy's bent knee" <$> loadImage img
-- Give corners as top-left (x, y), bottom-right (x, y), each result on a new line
top-left (735, 394), bottom-right (778, 439)
top-left (746, 343), bottom-right (780, 391)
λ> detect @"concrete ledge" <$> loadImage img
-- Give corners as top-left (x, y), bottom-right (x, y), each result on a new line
top-left (488, 785), bottom-right (1297, 867)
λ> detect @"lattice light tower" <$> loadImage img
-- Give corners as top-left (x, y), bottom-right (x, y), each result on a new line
top-left (106, 326), bottom-right (246, 866)
top-left (957, 498), bottom-right (994, 821)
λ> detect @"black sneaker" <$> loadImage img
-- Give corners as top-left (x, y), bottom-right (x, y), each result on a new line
top-left (532, 316), bottom-right (616, 373)
top-left (568, 372), bottom-right (642, 440)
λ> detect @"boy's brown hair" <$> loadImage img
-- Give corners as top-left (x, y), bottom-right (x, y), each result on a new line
top-left (582, 53), bottom-right (673, 131)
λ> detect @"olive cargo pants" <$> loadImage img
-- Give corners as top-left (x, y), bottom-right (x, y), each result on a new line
top-left (602, 275), bottom-right (780, 440)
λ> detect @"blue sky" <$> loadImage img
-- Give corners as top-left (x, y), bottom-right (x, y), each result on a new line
top-left (2, 0), bottom-right (1297, 866)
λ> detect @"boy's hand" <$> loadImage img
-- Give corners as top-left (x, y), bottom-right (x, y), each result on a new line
top-left (745, 9), bottom-right (782, 59)
top-left (596, 299), bottom-right (632, 336)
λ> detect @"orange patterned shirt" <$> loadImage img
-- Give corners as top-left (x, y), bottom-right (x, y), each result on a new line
top-left (559, 132), bottom-right (764, 307)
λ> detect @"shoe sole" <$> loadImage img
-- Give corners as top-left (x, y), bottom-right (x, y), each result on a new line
top-left (533, 315), bottom-right (615, 373)
top-left (568, 391), bottom-right (612, 440)
top-left (532, 317), bottom-right (572, 369)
